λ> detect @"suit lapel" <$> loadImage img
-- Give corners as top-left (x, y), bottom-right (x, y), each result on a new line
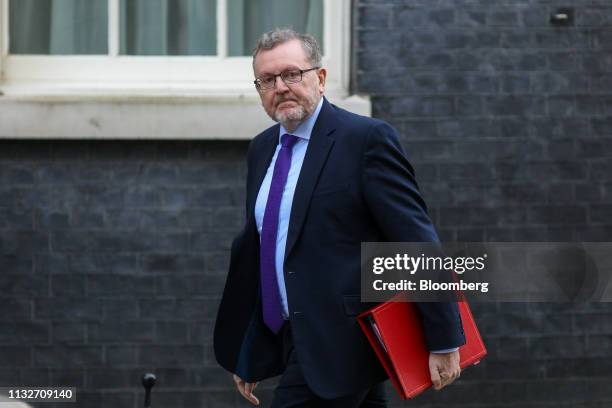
top-left (284, 98), bottom-right (337, 261)
top-left (247, 125), bottom-right (279, 217)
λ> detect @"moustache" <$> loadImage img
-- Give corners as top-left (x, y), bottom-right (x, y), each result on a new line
top-left (275, 99), bottom-right (297, 105)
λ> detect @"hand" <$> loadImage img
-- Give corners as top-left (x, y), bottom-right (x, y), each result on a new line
top-left (429, 351), bottom-right (461, 391)
top-left (233, 374), bottom-right (260, 406)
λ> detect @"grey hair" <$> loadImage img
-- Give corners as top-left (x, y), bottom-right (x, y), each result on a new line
top-left (252, 28), bottom-right (322, 69)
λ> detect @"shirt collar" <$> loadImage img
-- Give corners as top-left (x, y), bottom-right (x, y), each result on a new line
top-left (278, 97), bottom-right (324, 143)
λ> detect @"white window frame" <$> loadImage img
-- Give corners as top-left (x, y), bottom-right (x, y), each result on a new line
top-left (0, 0), bottom-right (370, 139)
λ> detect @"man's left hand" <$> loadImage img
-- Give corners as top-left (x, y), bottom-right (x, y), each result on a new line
top-left (429, 351), bottom-right (461, 391)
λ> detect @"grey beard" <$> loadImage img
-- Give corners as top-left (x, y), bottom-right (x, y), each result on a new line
top-left (275, 105), bottom-right (307, 127)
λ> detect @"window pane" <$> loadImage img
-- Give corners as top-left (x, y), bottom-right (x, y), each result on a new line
top-left (9, 0), bottom-right (108, 55)
top-left (227, 0), bottom-right (324, 57)
top-left (120, 0), bottom-right (216, 55)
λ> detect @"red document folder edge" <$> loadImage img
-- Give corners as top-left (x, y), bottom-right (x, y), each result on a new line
top-left (357, 296), bottom-right (486, 399)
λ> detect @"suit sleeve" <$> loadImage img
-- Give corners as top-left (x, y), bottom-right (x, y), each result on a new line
top-left (361, 121), bottom-right (466, 351)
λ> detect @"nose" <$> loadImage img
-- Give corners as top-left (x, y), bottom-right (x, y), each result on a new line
top-left (274, 75), bottom-right (290, 93)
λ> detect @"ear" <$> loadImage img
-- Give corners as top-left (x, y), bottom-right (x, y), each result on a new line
top-left (317, 68), bottom-right (327, 94)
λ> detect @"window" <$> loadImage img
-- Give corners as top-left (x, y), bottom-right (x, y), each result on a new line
top-left (0, 0), bottom-right (366, 139)
top-left (0, 0), bottom-right (346, 93)
top-left (9, 0), bottom-right (323, 56)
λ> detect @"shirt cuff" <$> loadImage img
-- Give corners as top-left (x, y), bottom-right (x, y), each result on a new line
top-left (431, 347), bottom-right (459, 354)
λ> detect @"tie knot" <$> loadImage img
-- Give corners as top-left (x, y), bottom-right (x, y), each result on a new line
top-left (281, 134), bottom-right (300, 149)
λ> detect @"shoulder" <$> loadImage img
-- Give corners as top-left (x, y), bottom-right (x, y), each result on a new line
top-left (328, 102), bottom-right (382, 129)
top-left (246, 123), bottom-right (278, 164)
top-left (326, 101), bottom-right (400, 145)
top-left (250, 123), bottom-right (278, 149)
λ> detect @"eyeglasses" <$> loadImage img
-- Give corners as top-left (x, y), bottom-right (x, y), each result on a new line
top-left (254, 67), bottom-right (320, 91)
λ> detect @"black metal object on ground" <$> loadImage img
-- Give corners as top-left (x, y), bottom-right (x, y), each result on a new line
top-left (142, 373), bottom-right (156, 408)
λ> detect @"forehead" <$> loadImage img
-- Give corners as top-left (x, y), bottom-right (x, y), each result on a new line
top-left (254, 39), bottom-right (310, 75)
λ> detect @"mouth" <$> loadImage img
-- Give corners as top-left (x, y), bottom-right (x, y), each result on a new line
top-left (276, 100), bottom-right (297, 109)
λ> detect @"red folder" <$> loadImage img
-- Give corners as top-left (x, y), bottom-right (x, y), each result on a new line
top-left (357, 296), bottom-right (486, 399)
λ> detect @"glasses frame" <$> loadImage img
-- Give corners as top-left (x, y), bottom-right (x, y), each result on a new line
top-left (254, 66), bottom-right (320, 91)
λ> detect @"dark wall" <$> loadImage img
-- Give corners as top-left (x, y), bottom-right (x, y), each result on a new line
top-left (1, 1), bottom-right (611, 407)
top-left (356, 0), bottom-right (612, 242)
top-left (355, 1), bottom-right (612, 407)
top-left (0, 142), bottom-right (250, 407)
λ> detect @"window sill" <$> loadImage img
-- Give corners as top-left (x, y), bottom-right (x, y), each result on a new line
top-left (0, 84), bottom-right (371, 139)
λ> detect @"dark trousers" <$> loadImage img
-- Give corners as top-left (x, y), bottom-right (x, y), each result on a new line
top-left (270, 322), bottom-right (388, 408)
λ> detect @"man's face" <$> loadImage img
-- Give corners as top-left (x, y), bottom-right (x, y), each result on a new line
top-left (253, 39), bottom-right (326, 129)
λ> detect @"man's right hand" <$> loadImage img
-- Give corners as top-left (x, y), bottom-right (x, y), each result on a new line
top-left (233, 374), bottom-right (260, 406)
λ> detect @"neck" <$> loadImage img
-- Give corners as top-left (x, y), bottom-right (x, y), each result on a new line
top-left (281, 120), bottom-right (301, 133)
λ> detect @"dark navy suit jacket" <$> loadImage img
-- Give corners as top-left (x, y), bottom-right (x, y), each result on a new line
top-left (214, 98), bottom-right (465, 399)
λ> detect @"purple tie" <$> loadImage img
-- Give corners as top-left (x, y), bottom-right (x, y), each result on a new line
top-left (260, 134), bottom-right (300, 334)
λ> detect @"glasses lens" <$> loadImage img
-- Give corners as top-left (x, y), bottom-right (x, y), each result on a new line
top-left (256, 76), bottom-right (274, 90)
top-left (282, 70), bottom-right (302, 84)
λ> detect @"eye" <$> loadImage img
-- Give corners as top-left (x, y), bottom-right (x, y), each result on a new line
top-left (260, 75), bottom-right (275, 85)
top-left (283, 70), bottom-right (302, 82)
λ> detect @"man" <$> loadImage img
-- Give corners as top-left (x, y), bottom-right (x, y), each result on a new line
top-left (214, 29), bottom-right (465, 407)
